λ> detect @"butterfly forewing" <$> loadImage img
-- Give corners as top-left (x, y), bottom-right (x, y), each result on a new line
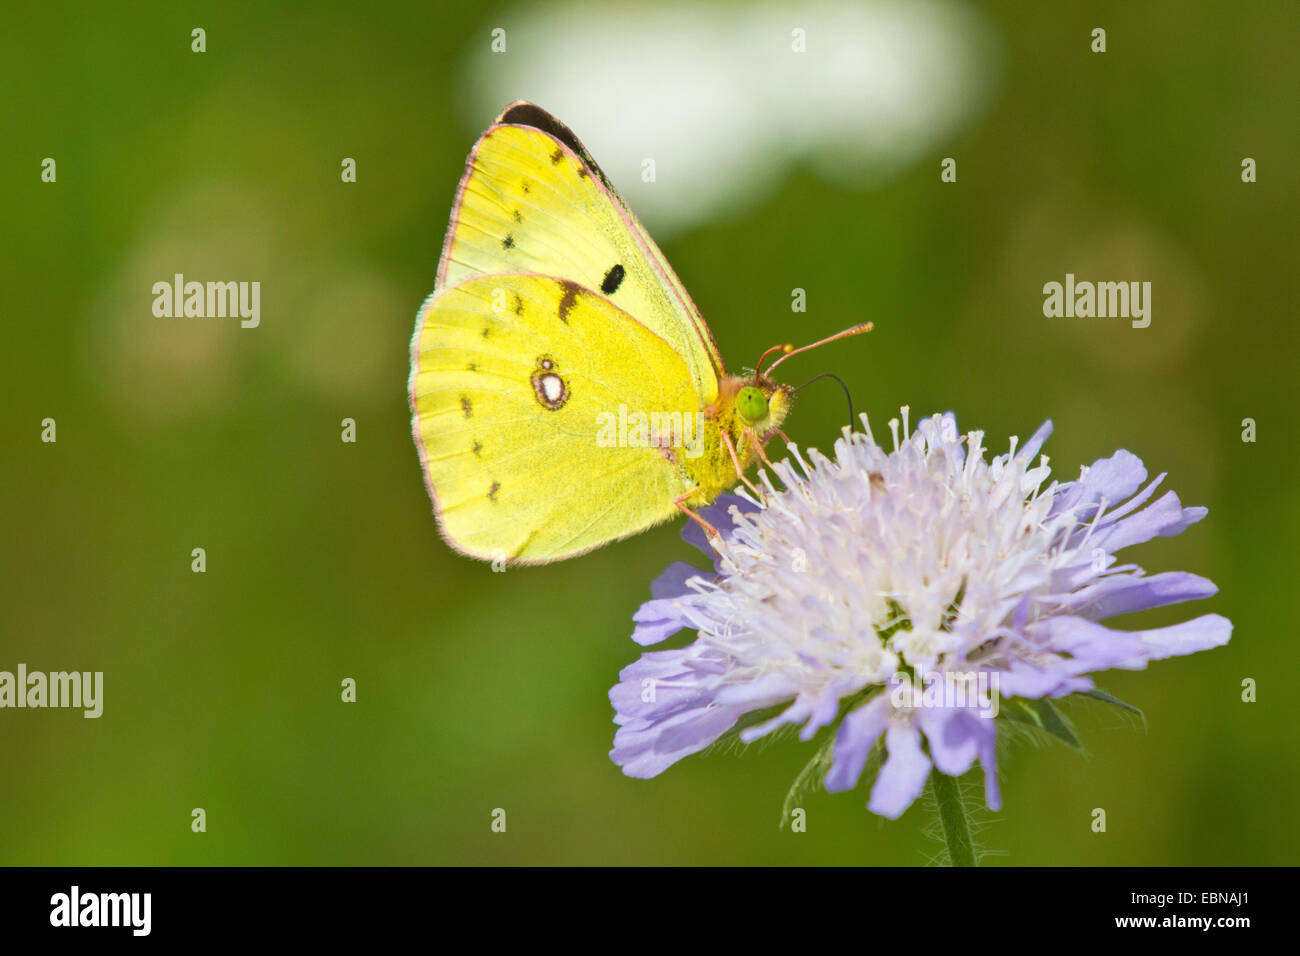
top-left (436, 104), bottom-right (723, 405)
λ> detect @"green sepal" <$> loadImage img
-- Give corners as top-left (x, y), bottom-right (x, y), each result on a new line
top-left (999, 697), bottom-right (1082, 750)
top-left (777, 686), bottom-right (884, 828)
top-left (1080, 687), bottom-right (1147, 729)
top-left (780, 734), bottom-right (837, 829)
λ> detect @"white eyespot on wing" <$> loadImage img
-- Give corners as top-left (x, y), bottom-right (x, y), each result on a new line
top-left (531, 364), bottom-right (570, 410)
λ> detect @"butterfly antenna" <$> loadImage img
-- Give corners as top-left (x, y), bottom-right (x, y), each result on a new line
top-left (765, 322), bottom-right (873, 376)
top-left (754, 342), bottom-right (793, 377)
top-left (794, 372), bottom-right (856, 428)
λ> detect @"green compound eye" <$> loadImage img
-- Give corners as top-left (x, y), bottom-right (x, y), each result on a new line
top-left (736, 385), bottom-right (769, 423)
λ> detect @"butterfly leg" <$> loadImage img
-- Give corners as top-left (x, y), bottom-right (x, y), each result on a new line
top-left (674, 493), bottom-right (720, 542)
top-left (720, 431), bottom-right (762, 496)
top-left (743, 427), bottom-right (778, 471)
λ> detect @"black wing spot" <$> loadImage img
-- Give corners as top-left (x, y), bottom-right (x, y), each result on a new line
top-left (472, 440), bottom-right (483, 457)
top-left (466, 362), bottom-right (477, 372)
top-left (557, 281), bottom-right (580, 323)
top-left (549, 147), bottom-right (565, 165)
top-left (481, 326), bottom-right (491, 339)
top-left (577, 166), bottom-right (590, 179)
top-left (512, 209), bottom-right (523, 223)
top-left (487, 480), bottom-right (501, 503)
top-left (512, 294), bottom-right (524, 316)
top-left (502, 234), bottom-right (514, 250)
top-left (521, 181), bottom-right (531, 194)
top-left (601, 264), bottom-right (626, 295)
top-left (460, 396), bottom-right (473, 419)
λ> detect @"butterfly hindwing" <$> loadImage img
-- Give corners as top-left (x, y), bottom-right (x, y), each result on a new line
top-left (436, 102), bottom-right (724, 405)
top-left (411, 274), bottom-right (702, 564)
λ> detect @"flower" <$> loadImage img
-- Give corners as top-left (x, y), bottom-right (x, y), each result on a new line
top-left (609, 408), bottom-right (1231, 819)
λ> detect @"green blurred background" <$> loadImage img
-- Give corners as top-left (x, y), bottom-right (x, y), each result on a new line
top-left (2, 0), bottom-right (1296, 865)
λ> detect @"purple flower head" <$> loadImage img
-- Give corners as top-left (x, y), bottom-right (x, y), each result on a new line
top-left (610, 409), bottom-right (1231, 819)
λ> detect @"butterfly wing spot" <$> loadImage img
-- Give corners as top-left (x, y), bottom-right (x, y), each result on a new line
top-left (531, 365), bottom-right (569, 409)
top-left (466, 362), bottom-right (477, 372)
top-left (488, 480), bottom-right (501, 503)
top-left (481, 326), bottom-right (491, 338)
top-left (549, 147), bottom-right (564, 165)
top-left (460, 396), bottom-right (473, 418)
top-left (577, 166), bottom-right (590, 179)
top-left (601, 264), bottom-right (626, 295)
top-left (521, 180), bottom-right (531, 193)
top-left (472, 440), bottom-right (483, 457)
top-left (557, 281), bottom-right (580, 323)
top-left (512, 294), bottom-right (524, 316)
top-left (502, 234), bottom-right (514, 249)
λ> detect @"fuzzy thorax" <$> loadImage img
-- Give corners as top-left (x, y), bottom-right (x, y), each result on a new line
top-left (682, 375), bottom-right (792, 504)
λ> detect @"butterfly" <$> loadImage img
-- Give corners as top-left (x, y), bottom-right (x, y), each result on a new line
top-left (409, 102), bottom-right (869, 565)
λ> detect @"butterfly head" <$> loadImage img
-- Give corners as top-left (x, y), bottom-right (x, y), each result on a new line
top-left (734, 378), bottom-right (792, 437)
top-left (736, 322), bottom-right (873, 440)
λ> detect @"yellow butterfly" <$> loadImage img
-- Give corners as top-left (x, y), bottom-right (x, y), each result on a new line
top-left (409, 102), bottom-right (868, 564)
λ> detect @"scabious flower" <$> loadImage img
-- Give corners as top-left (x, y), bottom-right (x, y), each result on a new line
top-left (610, 409), bottom-right (1231, 819)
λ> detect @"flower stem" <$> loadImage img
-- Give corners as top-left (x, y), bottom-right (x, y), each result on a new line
top-left (931, 770), bottom-right (976, 867)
